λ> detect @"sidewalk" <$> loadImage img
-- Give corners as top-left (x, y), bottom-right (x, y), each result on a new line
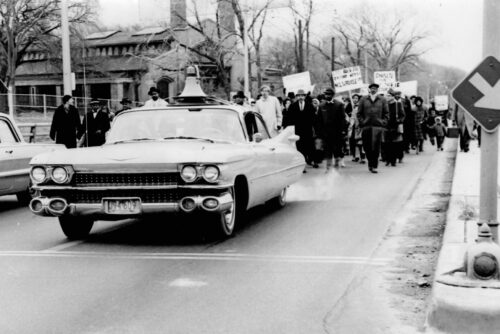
top-left (426, 141), bottom-right (500, 333)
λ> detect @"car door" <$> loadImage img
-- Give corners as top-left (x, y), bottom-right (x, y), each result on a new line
top-left (0, 117), bottom-right (23, 193)
top-left (246, 113), bottom-right (279, 205)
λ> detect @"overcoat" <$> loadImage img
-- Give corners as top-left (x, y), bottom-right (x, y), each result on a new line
top-left (49, 104), bottom-right (81, 148)
top-left (79, 110), bottom-right (111, 146)
top-left (413, 106), bottom-right (428, 141)
top-left (316, 99), bottom-right (347, 149)
top-left (386, 100), bottom-right (406, 142)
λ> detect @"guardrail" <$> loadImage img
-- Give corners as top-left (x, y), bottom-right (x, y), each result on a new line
top-left (17, 123), bottom-right (51, 143)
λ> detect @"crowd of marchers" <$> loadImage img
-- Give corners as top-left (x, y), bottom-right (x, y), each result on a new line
top-left (48, 82), bottom-right (477, 174)
top-left (233, 83), bottom-right (477, 174)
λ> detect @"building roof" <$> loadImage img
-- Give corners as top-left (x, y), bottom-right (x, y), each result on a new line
top-left (16, 56), bottom-right (148, 77)
top-left (84, 29), bottom-right (172, 47)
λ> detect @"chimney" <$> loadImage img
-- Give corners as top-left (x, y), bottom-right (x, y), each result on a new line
top-left (217, 0), bottom-right (235, 33)
top-left (170, 0), bottom-right (187, 30)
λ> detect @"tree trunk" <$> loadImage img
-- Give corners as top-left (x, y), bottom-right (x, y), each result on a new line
top-left (298, 20), bottom-right (304, 72)
top-left (256, 45), bottom-right (262, 91)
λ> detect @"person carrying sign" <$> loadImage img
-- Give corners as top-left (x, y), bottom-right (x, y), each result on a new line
top-left (357, 83), bottom-right (389, 173)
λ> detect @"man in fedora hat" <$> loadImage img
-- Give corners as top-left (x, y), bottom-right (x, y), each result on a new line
top-left (115, 97), bottom-right (133, 116)
top-left (78, 98), bottom-right (110, 147)
top-left (144, 86), bottom-right (168, 108)
top-left (357, 83), bottom-right (389, 173)
top-left (233, 91), bottom-right (246, 106)
top-left (284, 89), bottom-right (317, 169)
top-left (316, 87), bottom-right (348, 171)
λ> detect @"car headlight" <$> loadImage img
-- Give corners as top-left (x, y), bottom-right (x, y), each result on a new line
top-left (51, 167), bottom-right (69, 184)
top-left (31, 167), bottom-right (47, 184)
top-left (202, 165), bottom-right (220, 183)
top-left (181, 165), bottom-right (198, 183)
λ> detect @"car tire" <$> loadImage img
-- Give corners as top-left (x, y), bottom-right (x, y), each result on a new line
top-left (58, 216), bottom-right (94, 240)
top-left (267, 187), bottom-right (287, 209)
top-left (213, 187), bottom-right (239, 238)
top-left (16, 189), bottom-right (32, 206)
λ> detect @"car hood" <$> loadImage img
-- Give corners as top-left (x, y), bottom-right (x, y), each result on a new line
top-left (30, 140), bottom-right (251, 168)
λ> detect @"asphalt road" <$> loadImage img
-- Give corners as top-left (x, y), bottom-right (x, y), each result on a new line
top-left (0, 148), bottom-right (438, 334)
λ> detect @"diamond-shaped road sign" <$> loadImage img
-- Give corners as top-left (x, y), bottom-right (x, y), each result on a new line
top-left (453, 56), bottom-right (500, 132)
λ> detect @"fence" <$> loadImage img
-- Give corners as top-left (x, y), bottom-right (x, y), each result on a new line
top-left (17, 123), bottom-right (51, 143)
top-left (0, 93), bottom-right (141, 121)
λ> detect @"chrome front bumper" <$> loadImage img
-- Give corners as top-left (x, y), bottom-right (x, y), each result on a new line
top-left (29, 193), bottom-right (233, 217)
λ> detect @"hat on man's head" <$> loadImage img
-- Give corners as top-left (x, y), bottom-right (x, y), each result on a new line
top-left (120, 97), bottom-right (132, 104)
top-left (62, 95), bottom-right (72, 104)
top-left (89, 98), bottom-right (100, 105)
top-left (323, 87), bottom-right (335, 95)
top-left (368, 83), bottom-right (380, 89)
top-left (296, 89), bottom-right (306, 96)
top-left (387, 88), bottom-right (396, 96)
top-left (148, 87), bottom-right (159, 95)
top-left (233, 91), bottom-right (246, 99)
top-left (351, 93), bottom-right (361, 99)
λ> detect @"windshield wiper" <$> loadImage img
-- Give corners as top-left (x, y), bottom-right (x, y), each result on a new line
top-left (163, 136), bottom-right (215, 143)
top-left (112, 138), bottom-right (156, 144)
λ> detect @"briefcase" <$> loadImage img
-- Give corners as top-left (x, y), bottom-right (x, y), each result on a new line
top-left (446, 127), bottom-right (459, 138)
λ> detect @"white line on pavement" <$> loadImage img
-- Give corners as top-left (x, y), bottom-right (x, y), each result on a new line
top-left (41, 220), bottom-right (137, 252)
top-left (0, 250), bottom-right (390, 265)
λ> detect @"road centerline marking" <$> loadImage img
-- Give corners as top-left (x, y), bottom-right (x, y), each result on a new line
top-left (0, 250), bottom-right (390, 266)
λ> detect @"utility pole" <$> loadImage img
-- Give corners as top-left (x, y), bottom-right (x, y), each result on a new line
top-left (480, 0), bottom-right (500, 241)
top-left (331, 37), bottom-right (335, 86)
top-left (61, 0), bottom-right (72, 95)
top-left (243, 17), bottom-right (250, 98)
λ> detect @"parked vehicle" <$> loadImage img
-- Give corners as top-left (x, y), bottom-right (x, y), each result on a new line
top-left (29, 67), bottom-right (305, 239)
top-left (0, 114), bottom-right (65, 204)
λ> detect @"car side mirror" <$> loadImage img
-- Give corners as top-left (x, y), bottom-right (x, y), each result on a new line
top-left (253, 133), bottom-right (263, 143)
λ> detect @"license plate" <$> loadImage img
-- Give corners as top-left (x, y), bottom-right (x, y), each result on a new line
top-left (103, 198), bottom-right (142, 214)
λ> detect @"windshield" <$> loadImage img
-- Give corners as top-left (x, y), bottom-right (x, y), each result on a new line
top-left (107, 108), bottom-right (246, 144)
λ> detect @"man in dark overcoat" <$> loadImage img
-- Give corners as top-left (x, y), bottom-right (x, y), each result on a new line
top-left (284, 89), bottom-right (317, 168)
top-left (402, 95), bottom-right (415, 153)
top-left (78, 98), bottom-right (111, 147)
top-left (317, 87), bottom-right (347, 171)
top-left (357, 83), bottom-right (389, 173)
top-left (385, 90), bottom-right (406, 166)
top-left (49, 95), bottom-right (81, 148)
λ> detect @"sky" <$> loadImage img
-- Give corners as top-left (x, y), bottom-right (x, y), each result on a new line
top-left (97, 0), bottom-right (484, 72)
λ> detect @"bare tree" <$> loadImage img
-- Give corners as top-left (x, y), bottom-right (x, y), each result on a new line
top-left (0, 0), bottom-right (94, 99)
top-left (288, 0), bottom-right (314, 72)
top-left (169, 0), bottom-right (239, 98)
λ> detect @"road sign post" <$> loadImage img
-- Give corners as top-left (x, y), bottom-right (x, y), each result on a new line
top-left (452, 1), bottom-right (500, 242)
top-left (453, 56), bottom-right (500, 241)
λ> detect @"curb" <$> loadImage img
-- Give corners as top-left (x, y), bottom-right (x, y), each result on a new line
top-left (425, 142), bottom-right (500, 333)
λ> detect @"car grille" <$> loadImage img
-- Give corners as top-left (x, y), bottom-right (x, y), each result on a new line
top-left (74, 173), bottom-right (179, 187)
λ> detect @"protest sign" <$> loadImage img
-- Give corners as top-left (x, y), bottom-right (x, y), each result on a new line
top-left (398, 81), bottom-right (418, 97)
top-left (434, 95), bottom-right (449, 111)
top-left (332, 66), bottom-right (364, 92)
top-left (282, 71), bottom-right (313, 94)
top-left (374, 71), bottom-right (396, 94)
